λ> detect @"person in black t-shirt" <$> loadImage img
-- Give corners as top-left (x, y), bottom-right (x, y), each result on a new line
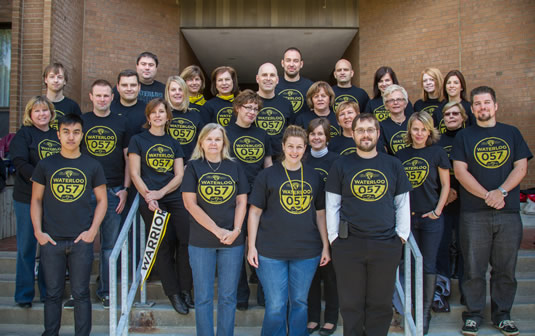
top-left (434, 70), bottom-right (475, 134)
top-left (182, 123), bottom-right (249, 336)
top-left (364, 66), bottom-right (414, 122)
top-left (294, 81), bottom-right (340, 138)
top-left (248, 125), bottom-right (330, 336)
top-left (200, 66), bottom-right (240, 126)
top-left (329, 101), bottom-right (360, 156)
top-left (452, 87), bottom-right (532, 336)
top-left (414, 67), bottom-right (445, 118)
top-left (305, 118), bottom-right (340, 335)
top-left (275, 47), bottom-right (314, 120)
top-left (180, 65), bottom-right (206, 111)
top-left (128, 98), bottom-right (190, 315)
top-left (326, 113), bottom-right (411, 336)
top-left (111, 69), bottom-right (147, 136)
top-left (332, 59), bottom-right (369, 112)
top-left (396, 112), bottom-right (451, 334)
top-left (31, 113), bottom-right (107, 336)
top-left (380, 84), bottom-right (411, 155)
top-left (43, 63), bottom-right (82, 130)
top-left (11, 96), bottom-right (61, 308)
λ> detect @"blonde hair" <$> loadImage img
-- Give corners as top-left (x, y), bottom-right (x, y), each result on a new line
top-left (421, 68), bottom-right (445, 101)
top-left (23, 96), bottom-right (56, 127)
top-left (165, 76), bottom-right (190, 111)
top-left (382, 84), bottom-right (408, 106)
top-left (335, 100), bottom-right (360, 120)
top-left (404, 111), bottom-right (440, 146)
top-left (190, 123), bottom-right (234, 161)
top-left (442, 101), bottom-right (468, 122)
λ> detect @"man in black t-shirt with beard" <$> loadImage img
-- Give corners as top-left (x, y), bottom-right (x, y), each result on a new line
top-left (31, 113), bottom-right (107, 336)
top-left (43, 63), bottom-right (82, 130)
top-left (452, 86), bottom-right (532, 336)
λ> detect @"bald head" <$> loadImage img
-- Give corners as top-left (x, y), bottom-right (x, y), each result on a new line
top-left (334, 59), bottom-right (354, 87)
top-left (256, 62), bottom-right (279, 97)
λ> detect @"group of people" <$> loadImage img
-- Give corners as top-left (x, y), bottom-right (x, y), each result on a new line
top-left (9, 47), bottom-right (530, 336)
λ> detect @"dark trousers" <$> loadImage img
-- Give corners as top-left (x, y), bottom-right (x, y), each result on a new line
top-left (332, 235), bottom-right (402, 336)
top-left (411, 213), bottom-right (444, 274)
top-left (460, 210), bottom-right (522, 325)
top-left (41, 240), bottom-right (94, 336)
top-left (139, 197), bottom-right (193, 295)
top-left (307, 253), bottom-right (339, 325)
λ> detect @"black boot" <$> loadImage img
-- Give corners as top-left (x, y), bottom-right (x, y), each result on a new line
top-left (168, 294), bottom-right (188, 315)
top-left (423, 274), bottom-right (436, 335)
top-left (180, 290), bottom-right (195, 309)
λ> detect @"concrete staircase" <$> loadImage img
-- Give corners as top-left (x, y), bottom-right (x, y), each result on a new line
top-left (0, 249), bottom-right (533, 335)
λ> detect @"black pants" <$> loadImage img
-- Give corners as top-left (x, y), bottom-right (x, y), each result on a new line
top-left (332, 235), bottom-right (402, 336)
top-left (308, 247), bottom-right (339, 324)
top-left (139, 197), bottom-right (193, 295)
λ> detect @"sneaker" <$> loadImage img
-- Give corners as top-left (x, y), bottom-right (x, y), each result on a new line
top-left (461, 319), bottom-right (479, 336)
top-left (495, 320), bottom-right (519, 336)
top-left (101, 296), bottom-right (110, 309)
top-left (63, 296), bottom-right (74, 309)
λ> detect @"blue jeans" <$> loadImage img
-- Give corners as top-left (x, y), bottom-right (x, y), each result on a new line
top-left (256, 254), bottom-right (320, 336)
top-left (460, 210), bottom-right (522, 325)
top-left (41, 240), bottom-right (94, 336)
top-left (91, 186), bottom-right (121, 299)
top-left (189, 244), bottom-right (244, 336)
top-left (14, 200), bottom-right (46, 303)
top-left (411, 213), bottom-right (444, 274)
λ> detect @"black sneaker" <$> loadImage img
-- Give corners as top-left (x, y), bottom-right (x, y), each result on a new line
top-left (495, 320), bottom-right (519, 336)
top-left (461, 319), bottom-right (479, 336)
top-left (101, 296), bottom-right (110, 309)
top-left (63, 296), bottom-right (74, 309)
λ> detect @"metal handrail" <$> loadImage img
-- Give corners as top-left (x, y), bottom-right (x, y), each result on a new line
top-left (395, 234), bottom-right (424, 336)
top-left (109, 194), bottom-right (149, 336)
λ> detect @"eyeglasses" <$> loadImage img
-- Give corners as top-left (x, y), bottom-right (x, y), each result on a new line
top-left (385, 98), bottom-right (406, 105)
top-left (242, 105), bottom-right (259, 113)
top-left (354, 128), bottom-right (377, 135)
top-left (444, 111), bottom-right (461, 117)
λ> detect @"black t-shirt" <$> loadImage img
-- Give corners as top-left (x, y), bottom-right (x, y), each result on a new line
top-left (438, 128), bottom-right (462, 212)
top-left (396, 145), bottom-right (451, 213)
top-left (380, 118), bottom-right (409, 155)
top-left (81, 112), bottom-right (130, 187)
top-left (181, 159), bottom-right (249, 248)
top-left (451, 123), bottom-right (532, 212)
top-left (189, 102), bottom-right (202, 114)
top-left (326, 153), bottom-right (412, 240)
top-left (226, 122), bottom-right (272, 189)
top-left (332, 85), bottom-right (370, 112)
top-left (275, 76), bottom-right (314, 119)
top-left (32, 153), bottom-right (106, 239)
top-left (10, 126), bottom-right (61, 203)
top-left (112, 81), bottom-right (165, 105)
top-left (128, 130), bottom-right (185, 202)
top-left (434, 100), bottom-right (475, 134)
top-left (110, 100), bottom-right (147, 136)
top-left (168, 108), bottom-right (204, 161)
top-left (364, 97), bottom-right (414, 122)
top-left (294, 109), bottom-right (341, 138)
top-left (51, 96), bottom-right (82, 130)
top-left (328, 134), bottom-right (356, 156)
top-left (414, 98), bottom-right (443, 118)
top-left (304, 150), bottom-right (340, 185)
top-left (249, 162), bottom-right (324, 260)
top-left (200, 97), bottom-right (234, 127)
top-left (256, 95), bottom-right (292, 157)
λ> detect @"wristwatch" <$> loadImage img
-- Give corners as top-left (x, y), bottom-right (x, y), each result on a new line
top-left (498, 186), bottom-right (508, 197)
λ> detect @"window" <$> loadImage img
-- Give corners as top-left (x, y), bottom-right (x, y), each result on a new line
top-left (0, 26), bottom-right (11, 108)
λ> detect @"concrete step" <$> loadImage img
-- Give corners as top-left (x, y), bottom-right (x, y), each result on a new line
top-left (448, 272), bottom-right (535, 301)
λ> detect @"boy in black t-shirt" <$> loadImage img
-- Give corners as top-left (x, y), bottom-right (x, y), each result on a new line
top-left (31, 114), bottom-right (107, 336)
top-left (43, 63), bottom-right (82, 130)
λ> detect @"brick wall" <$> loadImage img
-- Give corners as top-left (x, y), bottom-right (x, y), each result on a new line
top-left (358, 0), bottom-right (535, 187)
top-left (0, 0), bottom-right (11, 22)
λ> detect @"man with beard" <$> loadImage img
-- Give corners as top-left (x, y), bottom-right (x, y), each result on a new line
top-left (331, 59), bottom-right (369, 112)
top-left (325, 113), bottom-right (411, 336)
top-left (275, 47), bottom-right (313, 121)
top-left (43, 63), bottom-right (82, 129)
top-left (452, 86), bottom-right (531, 336)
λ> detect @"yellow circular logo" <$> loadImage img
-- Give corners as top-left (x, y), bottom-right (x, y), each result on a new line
top-left (85, 126), bottom-right (117, 157)
top-left (390, 131), bottom-right (408, 154)
top-left (169, 117), bottom-right (197, 145)
top-left (340, 147), bottom-right (356, 156)
top-left (314, 167), bottom-right (329, 183)
top-left (50, 167), bottom-right (87, 203)
top-left (334, 95), bottom-right (358, 110)
top-left (350, 169), bottom-right (388, 202)
top-left (51, 110), bottom-right (66, 130)
top-left (402, 157), bottom-right (429, 188)
top-left (373, 105), bottom-right (390, 122)
top-left (38, 139), bottom-right (61, 160)
top-left (198, 173), bottom-right (236, 204)
top-left (279, 89), bottom-right (304, 113)
top-left (474, 137), bottom-right (510, 169)
top-left (146, 144), bottom-right (174, 173)
top-left (216, 107), bottom-right (233, 127)
top-left (190, 106), bottom-right (201, 114)
top-left (421, 105), bottom-right (438, 117)
top-left (330, 125), bottom-right (341, 138)
top-left (255, 107), bottom-right (286, 135)
top-left (233, 136), bottom-right (265, 163)
top-left (279, 180), bottom-right (313, 214)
